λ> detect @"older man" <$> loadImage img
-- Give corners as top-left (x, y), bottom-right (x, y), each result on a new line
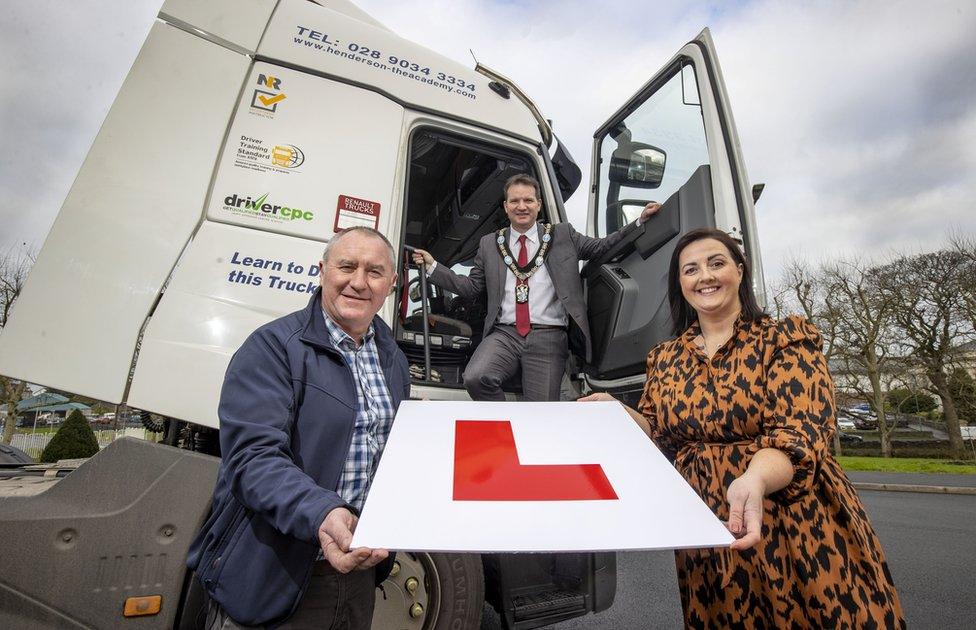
top-left (188, 226), bottom-right (409, 629)
top-left (413, 174), bottom-right (659, 401)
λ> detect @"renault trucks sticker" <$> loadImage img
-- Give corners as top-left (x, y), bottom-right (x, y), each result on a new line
top-left (250, 73), bottom-right (287, 117)
top-left (234, 135), bottom-right (305, 175)
top-left (334, 195), bottom-right (380, 232)
top-left (222, 192), bottom-right (315, 223)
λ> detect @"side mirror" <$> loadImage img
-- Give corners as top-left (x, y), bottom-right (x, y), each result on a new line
top-left (609, 143), bottom-right (666, 189)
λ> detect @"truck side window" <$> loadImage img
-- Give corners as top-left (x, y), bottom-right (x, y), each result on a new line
top-left (595, 62), bottom-right (710, 237)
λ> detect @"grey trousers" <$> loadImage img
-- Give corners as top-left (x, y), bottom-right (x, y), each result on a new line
top-left (462, 324), bottom-right (569, 401)
top-left (205, 563), bottom-right (376, 630)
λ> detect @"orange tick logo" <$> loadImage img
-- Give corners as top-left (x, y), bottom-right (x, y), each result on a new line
top-left (251, 74), bottom-right (286, 113)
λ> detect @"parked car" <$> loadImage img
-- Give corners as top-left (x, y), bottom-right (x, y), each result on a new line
top-left (853, 416), bottom-right (878, 430)
top-left (837, 416), bottom-right (857, 431)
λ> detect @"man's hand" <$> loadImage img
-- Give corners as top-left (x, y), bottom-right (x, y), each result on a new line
top-left (318, 507), bottom-right (389, 573)
top-left (639, 201), bottom-right (662, 224)
top-left (411, 248), bottom-right (435, 268)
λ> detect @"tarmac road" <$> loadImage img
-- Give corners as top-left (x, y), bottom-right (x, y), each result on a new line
top-left (481, 482), bottom-right (976, 629)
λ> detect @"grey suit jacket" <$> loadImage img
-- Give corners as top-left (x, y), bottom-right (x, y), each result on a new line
top-left (428, 221), bottom-right (638, 362)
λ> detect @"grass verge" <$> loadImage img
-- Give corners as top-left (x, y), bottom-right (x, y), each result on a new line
top-left (837, 456), bottom-right (976, 474)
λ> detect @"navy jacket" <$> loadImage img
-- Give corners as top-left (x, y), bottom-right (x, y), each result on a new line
top-left (187, 289), bottom-right (410, 626)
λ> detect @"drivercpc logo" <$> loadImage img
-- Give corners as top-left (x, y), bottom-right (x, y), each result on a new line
top-left (249, 73), bottom-right (286, 116)
top-left (222, 192), bottom-right (314, 223)
top-left (234, 136), bottom-right (305, 174)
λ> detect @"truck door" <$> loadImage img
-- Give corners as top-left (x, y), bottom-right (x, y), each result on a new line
top-left (582, 28), bottom-right (764, 387)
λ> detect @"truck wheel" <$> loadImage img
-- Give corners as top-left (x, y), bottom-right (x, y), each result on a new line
top-left (372, 552), bottom-right (484, 630)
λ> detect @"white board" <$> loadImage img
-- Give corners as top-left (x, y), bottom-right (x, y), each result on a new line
top-left (352, 401), bottom-right (734, 553)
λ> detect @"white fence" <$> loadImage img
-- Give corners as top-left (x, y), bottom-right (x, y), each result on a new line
top-left (11, 428), bottom-right (156, 461)
top-left (11, 433), bottom-right (51, 460)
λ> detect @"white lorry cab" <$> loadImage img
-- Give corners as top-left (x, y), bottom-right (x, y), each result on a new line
top-left (0, 1), bottom-right (763, 628)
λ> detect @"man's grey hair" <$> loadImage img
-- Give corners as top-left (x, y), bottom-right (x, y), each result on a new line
top-left (321, 226), bottom-right (397, 270)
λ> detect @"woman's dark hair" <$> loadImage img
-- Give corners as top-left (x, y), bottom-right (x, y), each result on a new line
top-left (667, 228), bottom-right (766, 336)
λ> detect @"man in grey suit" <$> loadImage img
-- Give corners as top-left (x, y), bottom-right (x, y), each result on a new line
top-left (411, 174), bottom-right (659, 401)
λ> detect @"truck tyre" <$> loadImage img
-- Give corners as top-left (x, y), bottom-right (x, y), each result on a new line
top-left (372, 552), bottom-right (484, 630)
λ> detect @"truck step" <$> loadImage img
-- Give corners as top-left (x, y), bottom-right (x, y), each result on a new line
top-left (512, 589), bottom-right (586, 621)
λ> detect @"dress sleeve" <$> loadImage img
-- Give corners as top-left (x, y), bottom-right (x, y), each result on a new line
top-left (753, 316), bottom-right (835, 502)
top-left (638, 344), bottom-right (681, 462)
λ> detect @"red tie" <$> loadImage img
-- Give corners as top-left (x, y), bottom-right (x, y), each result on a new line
top-left (515, 234), bottom-right (530, 336)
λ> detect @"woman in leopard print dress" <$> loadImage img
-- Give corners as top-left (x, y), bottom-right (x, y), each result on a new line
top-left (583, 228), bottom-right (904, 628)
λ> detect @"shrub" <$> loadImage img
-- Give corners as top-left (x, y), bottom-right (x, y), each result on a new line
top-left (948, 368), bottom-right (976, 424)
top-left (39, 409), bottom-right (99, 463)
top-left (886, 388), bottom-right (937, 415)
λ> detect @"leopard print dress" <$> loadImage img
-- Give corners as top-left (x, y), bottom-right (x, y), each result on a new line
top-left (638, 315), bottom-right (905, 629)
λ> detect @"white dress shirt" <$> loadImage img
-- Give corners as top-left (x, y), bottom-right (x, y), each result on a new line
top-left (497, 227), bottom-right (567, 327)
top-left (425, 227), bottom-right (568, 327)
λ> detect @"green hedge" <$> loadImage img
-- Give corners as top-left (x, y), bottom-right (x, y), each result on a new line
top-left (39, 410), bottom-right (100, 463)
top-left (839, 439), bottom-right (976, 461)
top-left (853, 429), bottom-right (933, 440)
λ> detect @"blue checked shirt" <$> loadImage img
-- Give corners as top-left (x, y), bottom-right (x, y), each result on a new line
top-left (322, 310), bottom-right (396, 513)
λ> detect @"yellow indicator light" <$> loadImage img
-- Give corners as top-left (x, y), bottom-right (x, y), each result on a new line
top-left (123, 595), bottom-right (162, 617)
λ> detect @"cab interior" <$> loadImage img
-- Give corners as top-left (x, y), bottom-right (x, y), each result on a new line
top-left (397, 129), bottom-right (545, 388)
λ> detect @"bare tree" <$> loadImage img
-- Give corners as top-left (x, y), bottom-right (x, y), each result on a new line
top-left (767, 281), bottom-right (792, 321)
top-left (882, 249), bottom-right (976, 459)
top-left (774, 259), bottom-right (846, 454)
top-left (823, 259), bottom-right (899, 456)
top-left (1, 246), bottom-right (37, 444)
top-left (950, 234), bottom-right (976, 332)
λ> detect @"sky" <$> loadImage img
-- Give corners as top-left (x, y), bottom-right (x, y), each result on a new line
top-left (1, 0), bottom-right (974, 283)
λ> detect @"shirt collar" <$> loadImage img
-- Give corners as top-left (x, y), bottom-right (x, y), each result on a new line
top-left (680, 313), bottom-right (754, 357)
top-left (509, 226), bottom-right (538, 245)
top-left (321, 308), bottom-right (374, 349)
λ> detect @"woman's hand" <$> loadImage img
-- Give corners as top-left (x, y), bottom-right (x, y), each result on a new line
top-left (725, 471), bottom-right (765, 551)
top-left (577, 392), bottom-right (617, 403)
top-left (577, 392), bottom-right (652, 436)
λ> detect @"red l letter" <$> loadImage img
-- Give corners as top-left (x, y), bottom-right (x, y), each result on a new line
top-left (453, 420), bottom-right (618, 501)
